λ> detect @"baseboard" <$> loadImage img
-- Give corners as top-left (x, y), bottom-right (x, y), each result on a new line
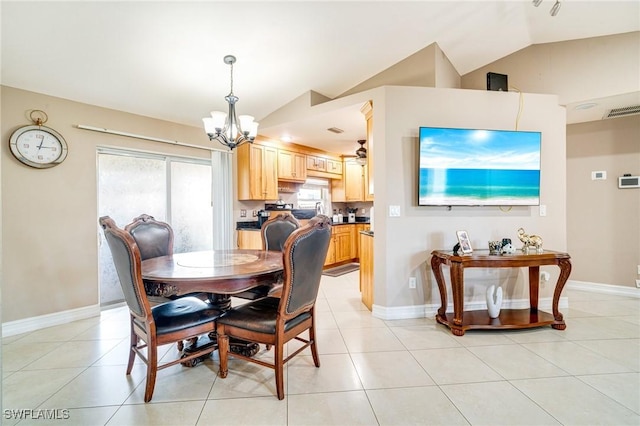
top-left (372, 297), bottom-right (569, 321)
top-left (566, 280), bottom-right (640, 298)
top-left (2, 304), bottom-right (101, 337)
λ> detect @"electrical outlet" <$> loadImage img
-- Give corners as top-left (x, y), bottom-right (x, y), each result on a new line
top-left (409, 277), bottom-right (417, 289)
top-left (252, 210), bottom-right (257, 217)
top-left (637, 265), bottom-right (640, 275)
top-left (240, 209), bottom-right (247, 217)
top-left (636, 279), bottom-right (640, 288)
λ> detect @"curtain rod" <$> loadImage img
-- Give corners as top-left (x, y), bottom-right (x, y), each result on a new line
top-left (76, 124), bottom-right (225, 152)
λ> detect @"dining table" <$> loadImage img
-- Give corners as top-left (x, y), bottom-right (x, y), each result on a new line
top-left (141, 249), bottom-right (284, 362)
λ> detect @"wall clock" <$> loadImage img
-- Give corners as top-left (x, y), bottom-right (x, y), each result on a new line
top-left (9, 110), bottom-right (68, 169)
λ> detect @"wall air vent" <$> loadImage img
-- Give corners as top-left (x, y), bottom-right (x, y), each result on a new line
top-left (603, 104), bottom-right (640, 119)
top-left (327, 127), bottom-right (344, 134)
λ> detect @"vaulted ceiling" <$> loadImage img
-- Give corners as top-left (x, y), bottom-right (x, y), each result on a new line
top-left (2, 1), bottom-right (638, 155)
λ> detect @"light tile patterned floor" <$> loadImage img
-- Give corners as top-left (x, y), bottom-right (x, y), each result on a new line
top-left (3, 272), bottom-right (639, 425)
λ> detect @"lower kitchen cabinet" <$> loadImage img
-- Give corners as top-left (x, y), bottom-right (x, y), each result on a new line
top-left (237, 229), bottom-right (262, 249)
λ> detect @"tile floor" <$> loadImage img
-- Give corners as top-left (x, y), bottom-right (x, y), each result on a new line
top-left (3, 272), bottom-right (639, 425)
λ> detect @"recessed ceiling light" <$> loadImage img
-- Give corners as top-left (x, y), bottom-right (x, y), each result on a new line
top-left (574, 102), bottom-right (598, 110)
top-left (280, 135), bottom-right (292, 143)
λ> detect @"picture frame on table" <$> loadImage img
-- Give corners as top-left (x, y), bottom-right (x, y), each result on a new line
top-left (456, 230), bottom-right (473, 254)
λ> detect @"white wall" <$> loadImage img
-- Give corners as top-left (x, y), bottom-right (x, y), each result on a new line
top-left (371, 86), bottom-right (566, 318)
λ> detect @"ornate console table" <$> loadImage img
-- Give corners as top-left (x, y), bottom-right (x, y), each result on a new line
top-left (430, 249), bottom-right (572, 336)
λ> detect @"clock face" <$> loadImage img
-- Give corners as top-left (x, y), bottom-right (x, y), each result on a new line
top-left (9, 125), bottom-right (68, 169)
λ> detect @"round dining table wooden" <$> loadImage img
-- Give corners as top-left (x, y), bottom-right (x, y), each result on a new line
top-left (141, 249), bottom-right (284, 361)
top-left (141, 249), bottom-right (284, 311)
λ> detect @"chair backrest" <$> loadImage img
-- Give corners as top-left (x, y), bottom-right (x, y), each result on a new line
top-left (279, 215), bottom-right (332, 319)
top-left (125, 214), bottom-right (174, 261)
top-left (100, 216), bottom-right (151, 321)
top-left (261, 213), bottom-right (300, 252)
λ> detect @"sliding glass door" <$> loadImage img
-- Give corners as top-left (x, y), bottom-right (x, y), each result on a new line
top-left (98, 150), bottom-right (212, 306)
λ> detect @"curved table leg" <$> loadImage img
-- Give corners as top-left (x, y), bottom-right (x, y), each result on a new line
top-left (551, 258), bottom-right (572, 330)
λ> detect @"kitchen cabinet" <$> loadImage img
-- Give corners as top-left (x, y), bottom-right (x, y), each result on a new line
top-left (354, 223), bottom-right (370, 258)
top-left (326, 159), bottom-right (343, 176)
top-left (361, 101), bottom-right (374, 201)
top-left (359, 231), bottom-right (374, 310)
top-left (237, 143), bottom-right (278, 200)
top-left (278, 149), bottom-right (306, 182)
top-left (333, 226), bottom-right (352, 264)
top-left (331, 159), bottom-right (372, 202)
top-left (324, 236), bottom-right (336, 266)
top-left (306, 155), bottom-right (327, 172)
top-left (345, 160), bottom-right (365, 202)
top-left (237, 229), bottom-right (262, 249)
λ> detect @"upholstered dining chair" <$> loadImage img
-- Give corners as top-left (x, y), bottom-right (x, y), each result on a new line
top-left (216, 214), bottom-right (332, 400)
top-left (233, 213), bottom-right (300, 301)
top-left (125, 214), bottom-right (210, 351)
top-left (99, 216), bottom-right (222, 402)
top-left (125, 214), bottom-right (208, 301)
top-left (125, 214), bottom-right (174, 262)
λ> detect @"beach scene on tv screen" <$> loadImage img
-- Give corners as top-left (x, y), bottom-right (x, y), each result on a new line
top-left (418, 127), bottom-right (541, 206)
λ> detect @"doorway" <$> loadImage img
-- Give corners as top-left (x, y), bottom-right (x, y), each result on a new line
top-left (97, 149), bottom-right (213, 306)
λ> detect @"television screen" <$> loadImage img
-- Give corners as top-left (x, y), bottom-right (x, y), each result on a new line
top-left (418, 127), bottom-right (541, 206)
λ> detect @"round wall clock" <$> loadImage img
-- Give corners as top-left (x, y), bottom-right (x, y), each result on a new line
top-left (9, 110), bottom-right (68, 169)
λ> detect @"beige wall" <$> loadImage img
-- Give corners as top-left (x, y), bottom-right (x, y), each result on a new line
top-left (1, 86), bottom-right (212, 323)
top-left (567, 115), bottom-right (640, 287)
top-left (461, 32), bottom-right (639, 105)
top-left (339, 43), bottom-right (462, 99)
top-left (370, 86), bottom-right (566, 311)
top-left (463, 31), bottom-right (640, 290)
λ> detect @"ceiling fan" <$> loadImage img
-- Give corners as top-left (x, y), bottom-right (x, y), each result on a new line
top-left (344, 139), bottom-right (367, 165)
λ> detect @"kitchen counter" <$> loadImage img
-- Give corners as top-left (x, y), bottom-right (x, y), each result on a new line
top-left (237, 218), bottom-right (370, 230)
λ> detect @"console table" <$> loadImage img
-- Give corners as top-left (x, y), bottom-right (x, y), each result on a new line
top-left (430, 249), bottom-right (571, 336)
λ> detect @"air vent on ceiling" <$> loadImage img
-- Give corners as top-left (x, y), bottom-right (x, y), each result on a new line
top-left (327, 127), bottom-right (344, 134)
top-left (603, 105), bottom-right (640, 119)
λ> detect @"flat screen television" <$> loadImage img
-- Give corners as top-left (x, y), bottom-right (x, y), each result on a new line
top-left (418, 126), bottom-right (541, 206)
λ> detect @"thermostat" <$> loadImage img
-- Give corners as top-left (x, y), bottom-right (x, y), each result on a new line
top-left (619, 175), bottom-right (640, 188)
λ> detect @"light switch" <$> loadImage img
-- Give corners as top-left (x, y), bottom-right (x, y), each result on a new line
top-left (389, 205), bottom-right (401, 217)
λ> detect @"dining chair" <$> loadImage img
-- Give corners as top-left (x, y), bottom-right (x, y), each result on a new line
top-left (233, 213), bottom-right (300, 300)
top-left (126, 214), bottom-right (211, 351)
top-left (216, 214), bottom-right (332, 400)
top-left (125, 214), bottom-right (209, 302)
top-left (99, 216), bottom-right (222, 402)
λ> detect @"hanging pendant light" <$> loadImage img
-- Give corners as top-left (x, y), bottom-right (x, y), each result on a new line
top-left (202, 55), bottom-right (259, 150)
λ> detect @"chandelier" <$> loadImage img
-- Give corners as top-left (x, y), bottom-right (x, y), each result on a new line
top-left (533, 0), bottom-right (561, 16)
top-left (202, 55), bottom-right (259, 150)
top-left (355, 139), bottom-right (367, 166)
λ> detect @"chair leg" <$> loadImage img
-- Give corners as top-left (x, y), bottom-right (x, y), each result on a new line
top-left (218, 330), bottom-right (229, 379)
top-left (126, 323), bottom-right (137, 375)
top-left (309, 325), bottom-right (320, 368)
top-left (275, 341), bottom-right (285, 400)
top-left (144, 343), bottom-right (158, 403)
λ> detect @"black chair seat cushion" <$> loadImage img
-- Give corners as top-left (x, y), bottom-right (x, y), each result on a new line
top-left (217, 297), bottom-right (311, 334)
top-left (135, 297), bottom-right (221, 335)
top-left (233, 284), bottom-right (274, 300)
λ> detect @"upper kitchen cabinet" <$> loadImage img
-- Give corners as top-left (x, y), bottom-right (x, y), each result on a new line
top-left (361, 101), bottom-right (374, 201)
top-left (306, 155), bottom-right (327, 172)
top-left (278, 149), bottom-right (306, 182)
top-left (344, 160), bottom-right (365, 202)
top-left (237, 143), bottom-right (278, 200)
top-left (331, 159), bottom-right (372, 202)
top-left (326, 159), bottom-right (343, 176)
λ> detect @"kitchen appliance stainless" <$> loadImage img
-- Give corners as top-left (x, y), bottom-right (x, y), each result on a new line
top-left (257, 210), bottom-right (270, 227)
